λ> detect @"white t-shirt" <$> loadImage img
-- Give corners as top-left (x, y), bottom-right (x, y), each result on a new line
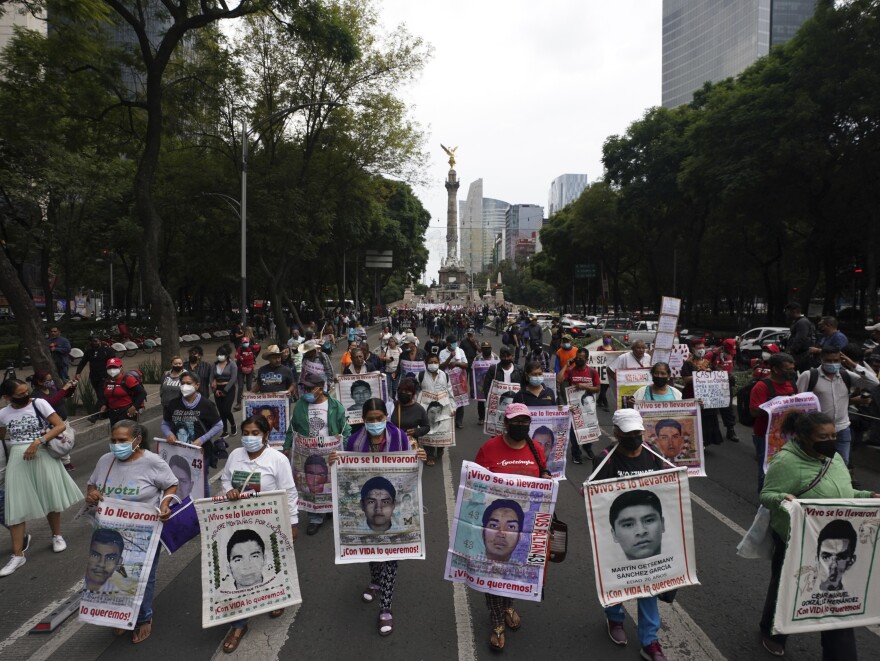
top-left (0, 399), bottom-right (55, 446)
top-left (385, 347), bottom-right (402, 373)
top-left (610, 352), bottom-right (651, 373)
top-left (308, 400), bottom-right (329, 437)
top-left (439, 347), bottom-right (467, 366)
top-left (499, 365), bottom-right (515, 384)
top-left (221, 447), bottom-right (298, 523)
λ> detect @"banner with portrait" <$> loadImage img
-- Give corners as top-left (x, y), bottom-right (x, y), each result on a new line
top-left (242, 393), bottom-right (290, 449)
top-left (416, 390), bottom-right (455, 447)
top-left (759, 392), bottom-right (820, 473)
top-left (155, 439), bottom-right (209, 553)
top-left (567, 386), bottom-right (601, 446)
top-left (634, 399), bottom-right (705, 477)
top-left (445, 461), bottom-right (557, 602)
top-left (448, 366), bottom-right (470, 408)
top-left (484, 380), bottom-right (522, 436)
top-left (400, 359), bottom-right (426, 381)
top-left (292, 434), bottom-right (342, 513)
top-left (78, 498), bottom-right (163, 630)
top-left (543, 373), bottom-right (557, 399)
top-left (693, 371), bottom-right (730, 409)
top-left (616, 368), bottom-right (653, 410)
top-left (585, 465), bottom-right (699, 607)
top-left (332, 452), bottom-right (425, 564)
top-left (774, 499), bottom-right (880, 634)
top-left (589, 351), bottom-right (624, 385)
top-left (527, 406), bottom-right (571, 480)
top-left (472, 359), bottom-right (498, 401)
top-left (195, 490), bottom-right (301, 627)
top-left (336, 372), bottom-right (385, 425)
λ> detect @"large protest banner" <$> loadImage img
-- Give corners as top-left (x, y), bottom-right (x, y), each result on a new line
top-left (589, 351), bottom-right (624, 385)
top-left (445, 461), bottom-right (557, 602)
top-left (417, 390), bottom-right (455, 447)
top-left (616, 368), bottom-right (653, 410)
top-left (155, 439), bottom-right (208, 553)
top-left (336, 372), bottom-right (385, 425)
top-left (79, 498), bottom-right (163, 630)
top-left (634, 399), bottom-right (705, 477)
top-left (292, 434), bottom-right (342, 513)
top-left (472, 359), bottom-right (498, 401)
top-left (759, 393), bottom-right (820, 472)
top-left (528, 406), bottom-right (571, 480)
top-left (543, 373), bottom-right (557, 399)
top-left (332, 452), bottom-right (425, 564)
top-left (448, 366), bottom-right (470, 408)
top-left (484, 380), bottom-right (522, 436)
top-left (585, 464), bottom-right (699, 606)
top-left (242, 393), bottom-right (290, 449)
top-left (400, 359), bottom-right (426, 380)
top-left (774, 498), bottom-right (880, 634)
top-left (195, 490), bottom-right (301, 627)
top-left (567, 386), bottom-right (601, 446)
top-left (693, 371), bottom-right (730, 409)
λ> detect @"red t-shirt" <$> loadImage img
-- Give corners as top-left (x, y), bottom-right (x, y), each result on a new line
top-left (475, 435), bottom-right (546, 477)
top-left (749, 379), bottom-right (797, 436)
top-left (567, 366), bottom-right (599, 387)
top-left (104, 374), bottom-right (140, 410)
top-left (708, 351), bottom-right (735, 374)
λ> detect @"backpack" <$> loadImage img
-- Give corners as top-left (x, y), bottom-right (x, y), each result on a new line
top-left (502, 327), bottom-right (513, 345)
top-left (805, 367), bottom-right (852, 392)
top-left (120, 369), bottom-right (146, 408)
top-left (736, 378), bottom-right (796, 427)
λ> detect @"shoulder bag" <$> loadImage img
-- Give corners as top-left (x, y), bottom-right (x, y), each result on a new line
top-left (32, 401), bottom-right (76, 459)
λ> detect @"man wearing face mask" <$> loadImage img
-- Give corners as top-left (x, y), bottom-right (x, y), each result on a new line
top-left (234, 337), bottom-right (260, 411)
top-left (554, 334), bottom-right (577, 375)
top-left (525, 339), bottom-right (551, 373)
top-left (186, 346), bottom-right (213, 399)
top-left (475, 342), bottom-right (499, 425)
top-left (681, 339), bottom-right (724, 447)
top-left (749, 352), bottom-right (798, 491)
top-left (751, 342), bottom-right (780, 381)
top-left (481, 347), bottom-right (524, 399)
top-left (100, 358), bottom-right (147, 426)
top-left (75, 336), bottom-right (115, 414)
top-left (558, 347), bottom-right (601, 463)
top-left (608, 340), bottom-right (651, 411)
top-left (439, 335), bottom-right (469, 429)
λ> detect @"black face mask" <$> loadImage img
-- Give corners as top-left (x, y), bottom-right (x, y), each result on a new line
top-left (10, 395), bottom-right (29, 406)
top-left (619, 435), bottom-right (643, 451)
top-left (574, 359), bottom-right (586, 368)
top-left (500, 358), bottom-right (513, 367)
top-left (482, 349), bottom-right (493, 358)
top-left (652, 376), bottom-right (668, 388)
top-left (507, 425), bottom-right (530, 442)
top-left (812, 440), bottom-right (836, 458)
top-left (398, 392), bottom-right (413, 404)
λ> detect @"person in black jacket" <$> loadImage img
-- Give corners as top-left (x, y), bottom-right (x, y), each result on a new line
top-left (186, 345), bottom-right (213, 399)
top-left (74, 336), bottom-right (115, 411)
top-left (482, 346), bottom-right (524, 399)
top-left (785, 302), bottom-right (817, 372)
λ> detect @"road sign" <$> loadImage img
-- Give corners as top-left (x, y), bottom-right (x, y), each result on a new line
top-left (575, 263), bottom-right (596, 279)
top-left (365, 250), bottom-right (393, 269)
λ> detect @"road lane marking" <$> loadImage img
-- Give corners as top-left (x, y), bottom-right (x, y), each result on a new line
top-left (690, 493), bottom-right (748, 538)
top-left (622, 600), bottom-right (728, 660)
top-left (0, 583), bottom-right (84, 655)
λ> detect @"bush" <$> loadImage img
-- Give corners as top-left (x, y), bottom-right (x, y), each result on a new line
top-left (138, 359), bottom-right (163, 384)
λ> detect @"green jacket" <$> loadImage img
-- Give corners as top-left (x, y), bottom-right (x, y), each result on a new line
top-left (760, 441), bottom-right (871, 539)
top-left (283, 395), bottom-right (352, 450)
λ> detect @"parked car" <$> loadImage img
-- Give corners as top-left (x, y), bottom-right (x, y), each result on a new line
top-left (561, 317), bottom-right (591, 338)
top-left (736, 326), bottom-right (789, 366)
top-left (678, 327), bottom-right (720, 347)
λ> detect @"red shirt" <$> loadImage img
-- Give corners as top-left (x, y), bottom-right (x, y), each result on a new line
top-left (475, 435), bottom-right (546, 478)
top-left (567, 366), bottom-right (599, 387)
top-left (103, 374), bottom-right (140, 410)
top-left (708, 350), bottom-right (735, 374)
top-left (749, 379), bottom-right (797, 436)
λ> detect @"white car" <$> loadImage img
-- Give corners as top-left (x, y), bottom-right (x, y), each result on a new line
top-left (736, 326), bottom-right (789, 366)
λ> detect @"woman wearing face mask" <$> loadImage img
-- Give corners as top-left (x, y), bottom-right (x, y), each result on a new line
top-left (419, 354), bottom-right (457, 464)
top-left (234, 336), bottom-right (260, 411)
top-left (211, 344), bottom-right (239, 442)
top-left (595, 333), bottom-right (617, 410)
top-left (84, 420), bottom-right (177, 643)
top-left (390, 378), bottom-right (429, 444)
top-left (159, 356), bottom-right (186, 409)
top-left (514, 361), bottom-right (556, 406)
top-left (30, 369), bottom-right (77, 471)
top-left (475, 342), bottom-right (499, 425)
top-left (328, 398), bottom-right (426, 636)
top-left (634, 362), bottom-right (682, 401)
top-left (100, 358), bottom-right (147, 426)
top-left (0, 379), bottom-right (82, 577)
top-left (680, 340), bottom-right (723, 447)
top-left (758, 411), bottom-right (879, 658)
top-left (219, 415), bottom-right (299, 653)
top-left (558, 348), bottom-right (601, 464)
top-left (161, 372), bottom-right (223, 468)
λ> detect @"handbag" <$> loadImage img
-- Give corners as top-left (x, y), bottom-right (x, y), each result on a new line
top-left (524, 436), bottom-right (568, 563)
top-left (32, 401), bottom-right (76, 459)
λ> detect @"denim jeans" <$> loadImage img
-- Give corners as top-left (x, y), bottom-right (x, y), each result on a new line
top-left (605, 596), bottom-right (660, 647)
top-left (836, 426), bottom-right (852, 465)
top-left (137, 549), bottom-right (161, 624)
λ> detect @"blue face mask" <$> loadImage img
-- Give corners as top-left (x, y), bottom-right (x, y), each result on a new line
top-left (822, 362), bottom-right (841, 375)
top-left (449, 343), bottom-right (458, 350)
top-left (241, 435), bottom-right (264, 453)
top-left (365, 421), bottom-right (387, 437)
top-left (109, 441), bottom-right (135, 461)
top-left (303, 392), bottom-right (317, 404)
top-left (529, 376), bottom-right (544, 387)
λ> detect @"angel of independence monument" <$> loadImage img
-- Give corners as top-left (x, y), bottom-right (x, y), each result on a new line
top-left (434, 145), bottom-right (470, 304)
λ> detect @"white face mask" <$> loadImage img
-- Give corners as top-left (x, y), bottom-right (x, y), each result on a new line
top-left (180, 384), bottom-right (197, 397)
top-left (217, 354), bottom-right (228, 362)
top-left (427, 363), bottom-right (440, 373)
top-left (107, 368), bottom-right (120, 378)
top-left (761, 351), bottom-right (772, 362)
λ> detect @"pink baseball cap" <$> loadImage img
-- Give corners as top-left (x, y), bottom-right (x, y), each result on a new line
top-left (504, 403), bottom-right (532, 420)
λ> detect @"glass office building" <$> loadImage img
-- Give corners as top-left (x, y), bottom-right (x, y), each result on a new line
top-left (548, 173), bottom-right (588, 217)
top-left (459, 178), bottom-right (510, 275)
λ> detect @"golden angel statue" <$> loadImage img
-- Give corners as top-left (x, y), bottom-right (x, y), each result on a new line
top-left (440, 144), bottom-right (458, 169)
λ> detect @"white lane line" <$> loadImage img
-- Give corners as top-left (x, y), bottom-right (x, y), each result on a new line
top-left (0, 582), bottom-right (84, 654)
top-left (690, 493), bottom-right (748, 538)
top-left (443, 450), bottom-right (477, 661)
top-left (622, 600), bottom-right (728, 660)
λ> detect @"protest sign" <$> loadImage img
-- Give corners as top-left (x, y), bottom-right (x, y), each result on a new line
top-left (400, 359), bottom-right (426, 380)
top-left (543, 373), bottom-right (557, 398)
top-left (195, 490), bottom-right (301, 627)
top-left (472, 359), bottom-right (497, 401)
top-left (759, 392), bottom-right (820, 472)
top-left (417, 390), bottom-right (455, 447)
top-left (445, 461), bottom-right (557, 602)
top-left (336, 372), bottom-right (385, 425)
top-left (616, 368), bottom-right (653, 409)
top-left (292, 434), bottom-right (342, 513)
top-left (332, 452), bottom-right (425, 564)
top-left (774, 499), bottom-right (880, 634)
top-left (528, 406), bottom-right (571, 480)
top-left (448, 366), bottom-right (470, 408)
top-left (660, 296), bottom-right (681, 317)
top-left (155, 439), bottom-right (209, 553)
top-left (589, 351), bottom-right (624, 385)
top-left (634, 399), bottom-right (705, 477)
top-left (585, 465), bottom-right (699, 607)
top-left (667, 344), bottom-right (690, 378)
top-left (78, 498), bottom-right (162, 630)
top-left (484, 380), bottom-right (522, 436)
top-left (242, 393), bottom-right (290, 449)
top-left (567, 386), bottom-right (601, 446)
top-left (693, 371), bottom-right (730, 409)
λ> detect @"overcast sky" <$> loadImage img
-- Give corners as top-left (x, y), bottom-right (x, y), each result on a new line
top-left (377, 1), bottom-right (662, 283)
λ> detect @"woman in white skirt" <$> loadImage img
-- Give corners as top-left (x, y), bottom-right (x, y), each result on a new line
top-left (0, 378), bottom-right (82, 576)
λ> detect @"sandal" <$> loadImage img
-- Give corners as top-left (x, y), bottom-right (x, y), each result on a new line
top-left (112, 627), bottom-right (128, 637)
top-left (362, 584), bottom-right (379, 603)
top-left (378, 609), bottom-right (393, 636)
top-left (131, 620), bottom-right (152, 644)
top-left (223, 626), bottom-right (248, 654)
top-left (489, 625), bottom-right (505, 651)
top-left (503, 607), bottom-right (521, 630)
top-left (426, 457), bottom-right (436, 466)
top-left (269, 608), bottom-right (285, 618)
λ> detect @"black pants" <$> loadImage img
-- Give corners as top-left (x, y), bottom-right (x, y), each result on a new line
top-left (761, 532), bottom-right (858, 659)
top-left (477, 401), bottom-right (486, 421)
top-left (597, 384), bottom-right (609, 408)
top-left (107, 406), bottom-right (138, 426)
top-left (90, 378), bottom-right (106, 409)
top-left (215, 387), bottom-right (237, 432)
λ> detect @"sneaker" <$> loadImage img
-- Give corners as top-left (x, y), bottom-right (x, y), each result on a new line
top-left (220, 431), bottom-right (229, 439)
top-left (606, 619), bottom-right (627, 646)
top-left (726, 429), bottom-right (740, 443)
top-left (306, 521), bottom-right (322, 536)
top-left (52, 535), bottom-right (67, 553)
top-left (640, 641), bottom-right (668, 661)
top-left (0, 555), bottom-right (26, 577)
top-left (230, 425), bottom-right (237, 437)
top-left (22, 533), bottom-right (31, 553)
top-left (761, 636), bottom-right (785, 657)
top-left (572, 457), bottom-right (583, 465)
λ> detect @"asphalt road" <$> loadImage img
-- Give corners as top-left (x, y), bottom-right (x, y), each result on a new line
top-left (1, 327), bottom-right (879, 661)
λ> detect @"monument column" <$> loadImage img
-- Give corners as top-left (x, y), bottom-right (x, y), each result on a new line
top-left (445, 169), bottom-right (460, 261)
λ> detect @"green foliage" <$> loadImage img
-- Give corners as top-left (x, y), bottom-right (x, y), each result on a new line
top-left (137, 359), bottom-right (163, 384)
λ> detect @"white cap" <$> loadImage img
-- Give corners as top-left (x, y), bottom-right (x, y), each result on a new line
top-left (612, 409), bottom-right (644, 433)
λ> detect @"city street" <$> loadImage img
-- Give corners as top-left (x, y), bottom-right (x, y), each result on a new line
top-left (1, 327), bottom-right (879, 661)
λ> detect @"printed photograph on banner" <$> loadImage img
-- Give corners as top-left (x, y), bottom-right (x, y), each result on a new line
top-left (336, 372), bottom-right (385, 425)
top-left (472, 359), bottom-right (498, 401)
top-left (448, 366), bottom-right (470, 408)
top-left (543, 373), bottom-right (557, 398)
top-left (417, 390), bottom-right (455, 447)
top-left (616, 368), bottom-right (653, 409)
top-left (634, 399), bottom-right (705, 477)
top-left (774, 499), bottom-right (880, 635)
top-left (332, 452), bottom-right (425, 564)
top-left (759, 393), bottom-right (820, 472)
top-left (242, 393), bottom-right (290, 449)
top-left (585, 467), bottom-right (699, 607)
top-left (399, 359), bottom-right (426, 381)
top-left (195, 490), bottom-right (300, 627)
top-left (445, 461), bottom-right (558, 602)
top-left (589, 351), bottom-right (624, 385)
top-left (79, 498), bottom-right (163, 630)
top-left (155, 440), bottom-right (208, 553)
top-left (484, 381), bottom-right (522, 436)
top-left (567, 386), bottom-right (601, 446)
top-left (293, 434), bottom-right (342, 513)
top-left (527, 406), bottom-right (571, 480)
top-left (693, 371), bottom-right (730, 409)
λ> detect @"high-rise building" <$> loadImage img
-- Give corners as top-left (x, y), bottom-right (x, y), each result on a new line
top-left (662, 0), bottom-right (816, 108)
top-left (458, 179), bottom-right (510, 275)
top-left (505, 204), bottom-right (544, 266)
top-left (548, 173), bottom-right (588, 216)
top-left (0, 4), bottom-right (45, 55)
